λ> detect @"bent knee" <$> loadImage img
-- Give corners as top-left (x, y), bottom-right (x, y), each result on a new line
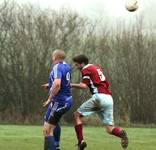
top-left (43, 128), bottom-right (50, 137)
top-left (74, 111), bottom-right (82, 118)
top-left (43, 124), bottom-right (52, 137)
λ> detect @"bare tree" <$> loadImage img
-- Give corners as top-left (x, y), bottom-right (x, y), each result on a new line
top-left (0, 1), bottom-right (156, 124)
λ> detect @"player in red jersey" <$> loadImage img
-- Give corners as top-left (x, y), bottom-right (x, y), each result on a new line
top-left (71, 55), bottom-right (128, 150)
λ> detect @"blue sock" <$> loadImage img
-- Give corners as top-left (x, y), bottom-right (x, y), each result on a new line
top-left (44, 136), bottom-right (56, 150)
top-left (53, 123), bottom-right (61, 147)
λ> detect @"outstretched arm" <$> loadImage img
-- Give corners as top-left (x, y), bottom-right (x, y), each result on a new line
top-left (71, 82), bottom-right (88, 89)
top-left (41, 83), bottom-right (49, 90)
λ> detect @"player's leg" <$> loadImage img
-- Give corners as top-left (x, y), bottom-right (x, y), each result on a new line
top-left (103, 99), bottom-right (128, 149)
top-left (43, 122), bottom-right (56, 150)
top-left (43, 102), bottom-right (57, 150)
top-left (104, 125), bottom-right (128, 149)
top-left (74, 97), bottom-right (96, 150)
top-left (74, 112), bottom-right (87, 150)
top-left (53, 123), bottom-right (61, 150)
top-left (50, 100), bottom-right (72, 150)
top-left (74, 111), bottom-right (86, 148)
top-left (96, 94), bottom-right (128, 149)
top-left (111, 126), bottom-right (128, 149)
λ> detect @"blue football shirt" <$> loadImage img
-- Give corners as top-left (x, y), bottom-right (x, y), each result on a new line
top-left (48, 61), bottom-right (72, 103)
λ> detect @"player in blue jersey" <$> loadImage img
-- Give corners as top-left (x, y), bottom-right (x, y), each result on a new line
top-left (42, 49), bottom-right (73, 150)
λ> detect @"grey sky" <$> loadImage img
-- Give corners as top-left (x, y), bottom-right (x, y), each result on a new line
top-left (9, 0), bottom-right (156, 24)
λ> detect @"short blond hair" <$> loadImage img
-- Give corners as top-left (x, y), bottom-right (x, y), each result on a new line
top-left (53, 49), bottom-right (66, 60)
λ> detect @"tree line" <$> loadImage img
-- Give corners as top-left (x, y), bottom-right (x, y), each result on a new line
top-left (0, 1), bottom-right (156, 125)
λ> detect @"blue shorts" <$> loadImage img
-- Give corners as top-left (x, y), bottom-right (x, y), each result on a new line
top-left (44, 96), bottom-right (73, 125)
top-left (77, 94), bottom-right (114, 125)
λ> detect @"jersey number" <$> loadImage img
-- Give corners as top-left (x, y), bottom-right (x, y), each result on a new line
top-left (66, 72), bottom-right (71, 85)
top-left (97, 69), bottom-right (105, 81)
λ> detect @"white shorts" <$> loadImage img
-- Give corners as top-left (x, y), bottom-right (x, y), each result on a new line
top-left (77, 93), bottom-right (114, 125)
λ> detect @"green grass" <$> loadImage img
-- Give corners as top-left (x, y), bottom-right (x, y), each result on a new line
top-left (0, 125), bottom-right (156, 150)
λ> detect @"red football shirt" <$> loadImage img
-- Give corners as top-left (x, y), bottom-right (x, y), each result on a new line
top-left (81, 64), bottom-right (112, 95)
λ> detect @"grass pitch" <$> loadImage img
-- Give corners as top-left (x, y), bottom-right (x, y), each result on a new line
top-left (0, 125), bottom-right (156, 150)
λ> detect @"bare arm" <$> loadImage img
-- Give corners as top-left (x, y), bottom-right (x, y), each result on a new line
top-left (41, 83), bottom-right (49, 90)
top-left (71, 82), bottom-right (88, 89)
top-left (43, 78), bottom-right (61, 107)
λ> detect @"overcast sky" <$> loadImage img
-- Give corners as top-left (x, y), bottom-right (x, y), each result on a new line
top-left (10, 0), bottom-right (156, 23)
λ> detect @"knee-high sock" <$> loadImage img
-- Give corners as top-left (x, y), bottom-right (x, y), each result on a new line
top-left (53, 123), bottom-right (61, 147)
top-left (44, 136), bottom-right (56, 150)
top-left (75, 124), bottom-right (83, 144)
top-left (112, 127), bottom-right (122, 137)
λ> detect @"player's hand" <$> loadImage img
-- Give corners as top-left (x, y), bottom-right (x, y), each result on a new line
top-left (41, 83), bottom-right (49, 90)
top-left (70, 83), bottom-right (73, 88)
top-left (43, 99), bottom-right (51, 107)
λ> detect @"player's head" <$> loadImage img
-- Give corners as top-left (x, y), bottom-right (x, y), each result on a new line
top-left (52, 49), bottom-right (66, 64)
top-left (72, 54), bottom-right (89, 70)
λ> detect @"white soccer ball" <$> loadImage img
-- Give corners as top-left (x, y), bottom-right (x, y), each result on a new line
top-left (125, 0), bottom-right (138, 12)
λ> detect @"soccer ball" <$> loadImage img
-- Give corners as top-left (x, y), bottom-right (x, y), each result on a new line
top-left (125, 0), bottom-right (138, 12)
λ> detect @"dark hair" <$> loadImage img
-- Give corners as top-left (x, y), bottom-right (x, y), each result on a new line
top-left (72, 55), bottom-right (89, 65)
